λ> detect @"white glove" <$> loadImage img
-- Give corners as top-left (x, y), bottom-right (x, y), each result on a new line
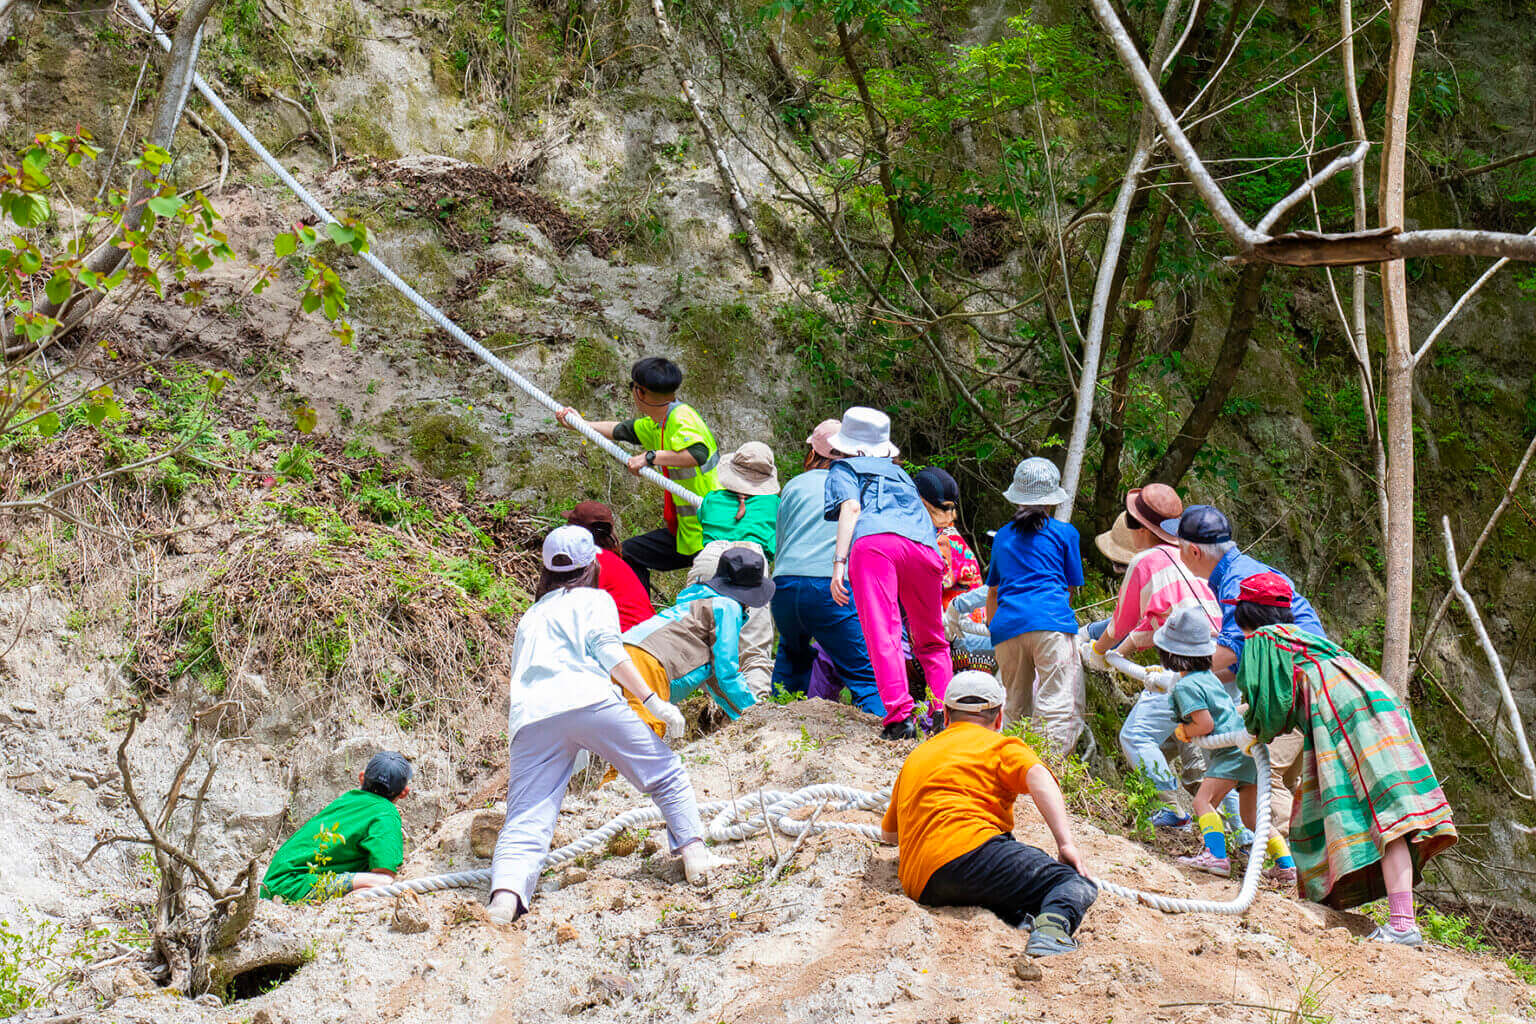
top-left (1240, 734), bottom-right (1263, 757)
top-left (643, 693), bottom-right (686, 737)
top-left (1144, 670), bottom-right (1179, 694)
top-left (1080, 640), bottom-right (1110, 673)
top-left (944, 602), bottom-right (964, 642)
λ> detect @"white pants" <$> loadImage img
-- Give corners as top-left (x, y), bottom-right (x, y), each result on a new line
top-left (491, 699), bottom-right (705, 905)
top-left (687, 539), bottom-right (773, 699)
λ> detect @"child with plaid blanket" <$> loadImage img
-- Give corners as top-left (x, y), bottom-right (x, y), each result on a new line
top-left (1233, 573), bottom-right (1457, 947)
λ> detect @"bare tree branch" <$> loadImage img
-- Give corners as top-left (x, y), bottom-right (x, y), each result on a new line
top-left (1442, 516), bottom-right (1536, 802)
top-left (1255, 140), bottom-right (1370, 235)
top-left (1412, 225), bottom-right (1536, 367)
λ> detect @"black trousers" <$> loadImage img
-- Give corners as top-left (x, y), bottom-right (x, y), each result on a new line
top-left (621, 528), bottom-right (696, 593)
top-left (918, 834), bottom-right (1098, 932)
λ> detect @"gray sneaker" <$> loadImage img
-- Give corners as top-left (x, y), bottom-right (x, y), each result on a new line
top-left (1367, 924), bottom-right (1423, 947)
top-left (1022, 913), bottom-right (1080, 957)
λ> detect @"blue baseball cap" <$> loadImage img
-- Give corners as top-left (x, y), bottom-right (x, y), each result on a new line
top-left (1163, 504), bottom-right (1232, 544)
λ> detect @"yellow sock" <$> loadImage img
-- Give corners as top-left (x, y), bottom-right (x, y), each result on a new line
top-left (1267, 834), bottom-right (1294, 868)
top-left (1197, 811), bottom-right (1227, 859)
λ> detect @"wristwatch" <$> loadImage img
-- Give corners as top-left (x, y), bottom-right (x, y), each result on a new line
top-left (644, 450), bottom-right (658, 467)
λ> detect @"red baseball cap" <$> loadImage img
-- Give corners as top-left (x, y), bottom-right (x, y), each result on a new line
top-left (1221, 571), bottom-right (1293, 607)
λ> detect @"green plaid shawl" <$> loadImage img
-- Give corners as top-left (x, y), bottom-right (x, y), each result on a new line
top-left (1243, 625), bottom-right (1456, 908)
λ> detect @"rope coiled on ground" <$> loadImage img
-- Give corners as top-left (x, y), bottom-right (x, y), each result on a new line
top-left (117, 0), bottom-right (701, 509)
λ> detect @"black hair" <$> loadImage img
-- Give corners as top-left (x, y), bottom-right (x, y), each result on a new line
top-left (362, 778), bottom-right (401, 799)
top-left (945, 704), bottom-right (1000, 727)
top-left (1157, 649), bottom-right (1212, 673)
top-left (535, 561), bottom-right (599, 599)
top-left (1124, 510), bottom-right (1144, 531)
top-left (585, 519), bottom-right (619, 552)
top-left (1235, 600), bottom-right (1295, 633)
top-left (631, 356), bottom-right (683, 394)
top-left (1011, 507), bottom-right (1050, 532)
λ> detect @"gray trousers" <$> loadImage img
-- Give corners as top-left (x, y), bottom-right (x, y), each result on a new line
top-left (491, 699), bottom-right (706, 905)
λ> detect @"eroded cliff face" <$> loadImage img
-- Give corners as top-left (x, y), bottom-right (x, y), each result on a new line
top-left (2, 0), bottom-right (1536, 1013)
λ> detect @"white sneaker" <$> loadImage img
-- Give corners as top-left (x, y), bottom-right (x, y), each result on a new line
top-left (1367, 924), bottom-right (1423, 947)
top-left (682, 844), bottom-right (736, 887)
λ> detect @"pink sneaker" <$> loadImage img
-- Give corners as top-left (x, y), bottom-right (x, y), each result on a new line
top-left (1178, 850), bottom-right (1231, 877)
top-left (1263, 864), bottom-right (1298, 886)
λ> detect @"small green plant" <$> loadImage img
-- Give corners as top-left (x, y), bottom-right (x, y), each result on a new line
top-left (1122, 765), bottom-right (1161, 841)
top-left (788, 726), bottom-right (822, 757)
top-left (769, 686), bottom-right (807, 706)
top-left (1417, 905), bottom-right (1490, 952)
top-left (274, 443), bottom-right (318, 482)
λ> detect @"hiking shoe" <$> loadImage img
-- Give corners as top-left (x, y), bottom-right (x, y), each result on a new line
top-left (880, 717), bottom-right (919, 741)
top-left (1150, 808), bottom-right (1192, 829)
top-left (1263, 864), bottom-right (1298, 886)
top-left (1367, 924), bottom-right (1424, 947)
top-left (1022, 913), bottom-right (1079, 957)
top-left (1177, 850), bottom-right (1231, 877)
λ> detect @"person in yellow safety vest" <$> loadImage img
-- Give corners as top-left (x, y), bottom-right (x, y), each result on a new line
top-left (556, 357), bottom-right (720, 592)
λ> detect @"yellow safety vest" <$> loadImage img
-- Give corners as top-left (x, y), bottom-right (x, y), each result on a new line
top-left (633, 402), bottom-right (720, 556)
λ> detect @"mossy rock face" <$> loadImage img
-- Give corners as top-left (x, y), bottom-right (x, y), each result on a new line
top-left (558, 336), bottom-right (623, 398)
top-left (667, 301), bottom-right (763, 405)
top-left (407, 409), bottom-right (491, 480)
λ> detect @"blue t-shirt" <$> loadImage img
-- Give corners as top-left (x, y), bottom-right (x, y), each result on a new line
top-left (823, 458), bottom-right (937, 549)
top-left (774, 470), bottom-right (837, 578)
top-left (986, 517), bottom-right (1083, 643)
top-left (1209, 549), bottom-right (1327, 662)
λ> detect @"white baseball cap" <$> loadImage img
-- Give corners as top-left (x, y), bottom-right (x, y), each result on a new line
top-left (943, 671), bottom-right (1006, 712)
top-left (542, 524), bottom-right (599, 571)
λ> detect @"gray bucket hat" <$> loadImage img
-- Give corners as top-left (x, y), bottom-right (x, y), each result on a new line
top-left (1152, 604), bottom-right (1217, 657)
top-left (1003, 457), bottom-right (1069, 506)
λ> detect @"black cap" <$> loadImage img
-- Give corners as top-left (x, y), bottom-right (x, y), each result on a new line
top-left (704, 547), bottom-right (775, 608)
top-left (363, 751), bottom-right (412, 799)
top-left (914, 466), bottom-right (960, 510)
top-left (1167, 504), bottom-right (1232, 544)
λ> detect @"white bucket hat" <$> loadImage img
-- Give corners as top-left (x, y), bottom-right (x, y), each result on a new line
top-left (1152, 604), bottom-right (1217, 657)
top-left (829, 406), bottom-right (900, 458)
top-left (1003, 457), bottom-right (1069, 506)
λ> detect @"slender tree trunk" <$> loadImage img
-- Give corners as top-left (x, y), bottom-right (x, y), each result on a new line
top-left (1150, 256), bottom-right (1271, 487)
top-left (1094, 199), bottom-right (1171, 528)
top-left (1379, 0), bottom-right (1423, 696)
top-left (1057, 0), bottom-right (1187, 520)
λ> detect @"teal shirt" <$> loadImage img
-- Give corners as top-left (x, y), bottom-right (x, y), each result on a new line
top-left (699, 490), bottom-right (778, 557)
top-left (260, 790), bottom-right (403, 902)
top-left (1172, 670), bottom-right (1256, 785)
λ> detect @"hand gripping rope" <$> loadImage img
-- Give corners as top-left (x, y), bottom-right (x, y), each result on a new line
top-left (116, 0), bottom-right (702, 509)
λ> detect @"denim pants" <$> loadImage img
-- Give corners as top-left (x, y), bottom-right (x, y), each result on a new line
top-left (920, 834), bottom-right (1098, 932)
top-left (491, 699), bottom-right (704, 907)
top-left (771, 574), bottom-right (884, 717)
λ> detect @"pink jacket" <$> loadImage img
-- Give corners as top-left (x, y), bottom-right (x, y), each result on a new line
top-left (1109, 545), bottom-right (1219, 651)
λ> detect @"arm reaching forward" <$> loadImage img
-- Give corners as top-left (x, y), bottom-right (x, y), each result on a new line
top-left (1026, 763), bottom-right (1087, 875)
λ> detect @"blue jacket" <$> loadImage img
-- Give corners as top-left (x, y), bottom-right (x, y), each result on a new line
top-left (1209, 549), bottom-right (1327, 662)
top-left (622, 583), bottom-right (755, 718)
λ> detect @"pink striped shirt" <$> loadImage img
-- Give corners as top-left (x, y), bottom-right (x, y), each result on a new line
top-left (1109, 544), bottom-right (1219, 651)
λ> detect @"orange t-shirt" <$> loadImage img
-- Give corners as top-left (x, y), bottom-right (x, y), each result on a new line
top-left (880, 722), bottom-right (1044, 899)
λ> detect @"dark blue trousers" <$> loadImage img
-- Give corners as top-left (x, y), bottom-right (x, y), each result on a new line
top-left (770, 574), bottom-right (884, 716)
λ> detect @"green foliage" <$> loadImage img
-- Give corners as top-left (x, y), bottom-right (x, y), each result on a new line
top-left (1122, 765), bottom-right (1162, 841)
top-left (1417, 905), bottom-right (1491, 952)
top-left (0, 915), bottom-right (110, 1013)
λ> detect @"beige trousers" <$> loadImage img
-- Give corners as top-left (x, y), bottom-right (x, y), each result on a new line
top-left (994, 630), bottom-right (1086, 755)
top-left (686, 540), bottom-right (772, 699)
top-left (1266, 729), bottom-right (1304, 837)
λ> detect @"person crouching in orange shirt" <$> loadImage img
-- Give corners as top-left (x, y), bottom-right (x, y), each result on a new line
top-left (880, 671), bottom-right (1098, 957)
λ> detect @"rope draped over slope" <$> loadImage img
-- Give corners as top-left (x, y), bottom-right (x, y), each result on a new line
top-left (116, 0), bottom-right (701, 509)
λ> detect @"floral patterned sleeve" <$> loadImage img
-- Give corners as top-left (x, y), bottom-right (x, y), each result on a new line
top-left (941, 528), bottom-right (983, 591)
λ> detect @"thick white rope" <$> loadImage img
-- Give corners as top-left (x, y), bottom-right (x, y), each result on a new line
top-left (117, 0), bottom-right (701, 508)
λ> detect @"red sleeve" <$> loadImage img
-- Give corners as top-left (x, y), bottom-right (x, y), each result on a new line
top-left (598, 550), bottom-right (655, 630)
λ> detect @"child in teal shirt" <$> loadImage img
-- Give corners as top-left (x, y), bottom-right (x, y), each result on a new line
top-left (1155, 607), bottom-right (1296, 883)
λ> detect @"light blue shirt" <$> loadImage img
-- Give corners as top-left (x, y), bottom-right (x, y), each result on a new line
top-left (622, 583), bottom-right (754, 718)
top-left (774, 470), bottom-right (837, 578)
top-left (1208, 549), bottom-right (1327, 662)
top-left (823, 457), bottom-right (937, 549)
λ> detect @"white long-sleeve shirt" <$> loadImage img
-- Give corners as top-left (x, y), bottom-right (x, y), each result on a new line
top-left (506, 586), bottom-right (631, 742)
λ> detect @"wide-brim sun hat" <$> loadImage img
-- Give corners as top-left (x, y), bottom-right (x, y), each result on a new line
top-left (716, 441), bottom-right (780, 495)
top-left (1003, 457), bottom-right (1069, 506)
top-left (704, 547), bottom-right (776, 608)
top-left (1094, 512), bottom-right (1139, 565)
top-left (1152, 604), bottom-right (1217, 657)
top-left (1126, 483), bottom-right (1183, 545)
top-left (829, 406), bottom-right (900, 458)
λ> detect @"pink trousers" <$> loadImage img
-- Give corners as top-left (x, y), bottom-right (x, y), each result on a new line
top-left (848, 533), bottom-right (952, 725)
